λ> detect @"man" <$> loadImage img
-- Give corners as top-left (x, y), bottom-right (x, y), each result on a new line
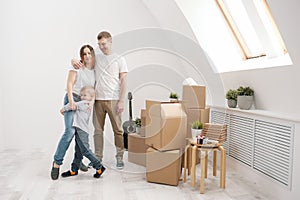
top-left (72, 31), bottom-right (128, 169)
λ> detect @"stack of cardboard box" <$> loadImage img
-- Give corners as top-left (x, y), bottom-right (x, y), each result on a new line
top-left (145, 101), bottom-right (187, 150)
top-left (182, 85), bottom-right (210, 166)
top-left (128, 84), bottom-right (209, 186)
top-left (145, 100), bottom-right (187, 186)
top-left (146, 148), bottom-right (181, 186)
top-left (182, 85), bottom-right (210, 139)
top-left (128, 109), bottom-right (147, 166)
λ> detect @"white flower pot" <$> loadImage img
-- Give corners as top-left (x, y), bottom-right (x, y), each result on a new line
top-left (136, 127), bottom-right (141, 134)
top-left (169, 98), bottom-right (179, 103)
top-left (237, 96), bottom-right (254, 110)
top-left (191, 128), bottom-right (203, 141)
top-left (227, 99), bottom-right (237, 108)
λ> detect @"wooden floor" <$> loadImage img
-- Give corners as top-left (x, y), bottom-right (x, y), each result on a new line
top-left (0, 141), bottom-right (276, 200)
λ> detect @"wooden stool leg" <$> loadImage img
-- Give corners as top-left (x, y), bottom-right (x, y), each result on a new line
top-left (183, 145), bottom-right (189, 183)
top-left (191, 145), bottom-right (197, 187)
top-left (204, 151), bottom-right (208, 178)
top-left (219, 146), bottom-right (226, 188)
top-left (188, 146), bottom-right (191, 175)
top-left (200, 150), bottom-right (206, 194)
top-left (213, 150), bottom-right (217, 176)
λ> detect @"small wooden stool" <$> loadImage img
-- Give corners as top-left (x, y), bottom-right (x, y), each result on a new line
top-left (183, 123), bottom-right (227, 194)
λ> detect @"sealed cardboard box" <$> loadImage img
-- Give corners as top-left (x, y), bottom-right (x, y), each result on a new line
top-left (182, 85), bottom-right (206, 109)
top-left (137, 109), bottom-right (146, 137)
top-left (186, 107), bottom-right (210, 138)
top-left (128, 133), bottom-right (148, 166)
top-left (146, 147), bottom-right (181, 186)
top-left (141, 109), bottom-right (146, 127)
top-left (137, 127), bottom-right (145, 137)
top-left (145, 100), bottom-right (187, 150)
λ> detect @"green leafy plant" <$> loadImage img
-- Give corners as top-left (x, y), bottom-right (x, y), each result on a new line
top-left (169, 92), bottom-right (178, 99)
top-left (191, 120), bottom-right (203, 129)
top-left (226, 89), bottom-right (238, 100)
top-left (135, 117), bottom-right (141, 127)
top-left (237, 86), bottom-right (254, 96)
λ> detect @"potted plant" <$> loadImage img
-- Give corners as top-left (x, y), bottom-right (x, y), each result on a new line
top-left (226, 89), bottom-right (238, 108)
top-left (135, 117), bottom-right (141, 134)
top-left (169, 92), bottom-right (179, 102)
top-left (191, 120), bottom-right (203, 141)
top-left (237, 86), bottom-right (254, 110)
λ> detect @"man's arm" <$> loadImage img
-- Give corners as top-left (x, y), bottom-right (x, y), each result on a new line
top-left (117, 72), bottom-right (127, 114)
top-left (71, 58), bottom-right (84, 69)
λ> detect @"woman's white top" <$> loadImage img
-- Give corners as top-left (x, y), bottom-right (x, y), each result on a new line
top-left (67, 66), bottom-right (95, 95)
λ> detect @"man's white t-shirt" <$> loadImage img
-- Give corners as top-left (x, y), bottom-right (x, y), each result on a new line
top-left (94, 53), bottom-right (128, 100)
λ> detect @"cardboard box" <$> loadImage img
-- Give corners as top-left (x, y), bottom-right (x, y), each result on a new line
top-left (141, 109), bottom-right (146, 127)
top-left (146, 147), bottom-right (181, 186)
top-left (136, 109), bottom-right (146, 137)
top-left (182, 85), bottom-right (206, 109)
top-left (136, 127), bottom-right (146, 137)
top-left (128, 133), bottom-right (148, 166)
top-left (145, 100), bottom-right (187, 150)
top-left (186, 107), bottom-right (210, 138)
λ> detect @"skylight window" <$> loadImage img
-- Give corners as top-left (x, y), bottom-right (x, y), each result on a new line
top-left (215, 0), bottom-right (290, 67)
top-left (174, 0), bottom-right (292, 72)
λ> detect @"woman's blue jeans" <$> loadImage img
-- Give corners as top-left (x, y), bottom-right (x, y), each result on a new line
top-left (53, 94), bottom-right (80, 165)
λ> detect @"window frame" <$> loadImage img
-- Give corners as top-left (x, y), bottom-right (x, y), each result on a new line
top-left (215, 0), bottom-right (287, 60)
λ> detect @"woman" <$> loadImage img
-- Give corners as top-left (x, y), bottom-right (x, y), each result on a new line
top-left (51, 45), bottom-right (96, 180)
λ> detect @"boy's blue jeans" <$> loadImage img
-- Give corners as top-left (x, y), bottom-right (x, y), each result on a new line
top-left (53, 94), bottom-right (80, 165)
top-left (71, 128), bottom-right (102, 172)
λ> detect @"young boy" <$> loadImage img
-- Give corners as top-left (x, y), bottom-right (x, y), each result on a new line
top-left (60, 86), bottom-right (105, 178)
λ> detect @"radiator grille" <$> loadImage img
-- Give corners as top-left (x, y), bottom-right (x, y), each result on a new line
top-left (211, 109), bottom-right (294, 188)
top-left (254, 120), bottom-right (292, 186)
top-left (229, 114), bottom-right (254, 166)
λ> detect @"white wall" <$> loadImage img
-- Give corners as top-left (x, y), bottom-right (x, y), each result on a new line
top-left (220, 0), bottom-right (300, 116)
top-left (0, 83), bottom-right (3, 151)
top-left (174, 0), bottom-right (300, 116)
top-left (142, 0), bottom-right (196, 40)
top-left (0, 0), bottom-right (158, 150)
top-left (119, 28), bottom-right (226, 119)
top-left (0, 0), bottom-right (299, 198)
top-left (171, 0), bottom-right (300, 199)
top-left (219, 1), bottom-right (300, 197)
top-left (220, 0), bottom-right (300, 197)
top-left (140, 0), bottom-right (225, 107)
top-left (0, 0), bottom-right (224, 151)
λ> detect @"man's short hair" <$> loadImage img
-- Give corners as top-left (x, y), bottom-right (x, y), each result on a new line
top-left (97, 31), bottom-right (112, 40)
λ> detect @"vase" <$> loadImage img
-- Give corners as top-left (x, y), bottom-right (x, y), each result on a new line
top-left (136, 127), bottom-right (141, 134)
top-left (169, 98), bottom-right (179, 103)
top-left (227, 99), bottom-right (237, 108)
top-left (237, 95), bottom-right (254, 110)
top-left (191, 128), bottom-right (203, 142)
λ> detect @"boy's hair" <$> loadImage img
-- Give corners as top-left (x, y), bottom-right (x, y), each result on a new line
top-left (97, 31), bottom-right (112, 40)
top-left (80, 86), bottom-right (95, 98)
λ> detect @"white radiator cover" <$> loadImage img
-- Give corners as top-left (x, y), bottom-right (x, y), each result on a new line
top-left (211, 108), bottom-right (294, 189)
